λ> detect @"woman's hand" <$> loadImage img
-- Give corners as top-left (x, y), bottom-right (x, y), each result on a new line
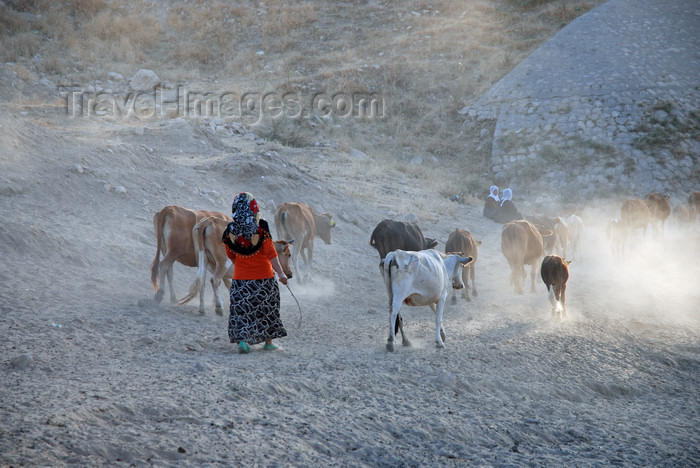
top-left (278, 274), bottom-right (288, 285)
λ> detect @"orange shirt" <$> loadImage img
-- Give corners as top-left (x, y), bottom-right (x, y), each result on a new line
top-left (224, 237), bottom-right (278, 280)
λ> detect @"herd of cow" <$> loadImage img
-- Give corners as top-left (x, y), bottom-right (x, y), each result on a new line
top-left (149, 190), bottom-right (699, 353)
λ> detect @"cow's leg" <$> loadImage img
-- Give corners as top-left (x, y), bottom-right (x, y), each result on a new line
top-left (397, 314), bottom-right (411, 347)
top-left (560, 283), bottom-right (567, 319)
top-left (514, 265), bottom-right (525, 294)
top-left (462, 267), bottom-right (470, 301)
top-left (209, 276), bottom-right (225, 316)
top-left (156, 254), bottom-right (177, 303)
top-left (470, 263), bottom-right (478, 297)
top-left (432, 301), bottom-right (446, 348)
top-left (292, 244), bottom-right (303, 284)
top-left (306, 245), bottom-right (314, 282)
top-left (530, 263), bottom-right (538, 293)
top-left (387, 301), bottom-right (401, 352)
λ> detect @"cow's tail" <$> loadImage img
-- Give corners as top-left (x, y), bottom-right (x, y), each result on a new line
top-left (179, 218), bottom-right (209, 305)
top-left (548, 284), bottom-right (563, 313)
top-left (278, 210), bottom-right (289, 239)
top-left (383, 255), bottom-right (401, 335)
top-left (151, 210), bottom-right (164, 291)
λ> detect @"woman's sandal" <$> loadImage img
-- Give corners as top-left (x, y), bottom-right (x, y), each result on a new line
top-left (263, 343), bottom-right (278, 351)
top-left (238, 342), bottom-right (251, 354)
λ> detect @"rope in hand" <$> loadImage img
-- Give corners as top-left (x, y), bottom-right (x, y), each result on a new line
top-left (284, 283), bottom-right (303, 329)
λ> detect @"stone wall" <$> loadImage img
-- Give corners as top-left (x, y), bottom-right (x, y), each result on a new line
top-left (461, 0), bottom-right (699, 204)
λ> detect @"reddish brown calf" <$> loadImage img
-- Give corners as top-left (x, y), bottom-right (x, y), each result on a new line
top-left (540, 255), bottom-right (570, 321)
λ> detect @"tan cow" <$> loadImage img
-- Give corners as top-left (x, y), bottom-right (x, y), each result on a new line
top-left (178, 216), bottom-right (294, 314)
top-left (274, 202), bottom-right (335, 282)
top-left (445, 228), bottom-right (480, 301)
top-left (620, 198), bottom-right (651, 238)
top-left (151, 205), bottom-right (229, 304)
top-left (644, 192), bottom-right (671, 237)
top-left (501, 220), bottom-right (552, 294)
top-left (540, 255), bottom-right (570, 322)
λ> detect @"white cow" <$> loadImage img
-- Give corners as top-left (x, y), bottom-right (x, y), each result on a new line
top-left (380, 249), bottom-right (473, 352)
top-left (566, 214), bottom-right (584, 261)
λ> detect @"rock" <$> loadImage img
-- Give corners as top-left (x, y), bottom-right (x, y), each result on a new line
top-left (350, 148), bottom-right (368, 159)
top-left (108, 71), bottom-right (124, 81)
top-left (410, 156), bottom-right (422, 165)
top-left (129, 69), bottom-right (160, 92)
top-left (10, 353), bottom-right (34, 369)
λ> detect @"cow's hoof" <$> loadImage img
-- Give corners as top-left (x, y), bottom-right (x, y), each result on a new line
top-left (472, 290), bottom-right (478, 297)
top-left (402, 339), bottom-right (412, 347)
top-left (386, 342), bottom-right (395, 352)
top-left (215, 307), bottom-right (223, 316)
top-left (435, 342), bottom-right (446, 349)
top-left (154, 290), bottom-right (164, 304)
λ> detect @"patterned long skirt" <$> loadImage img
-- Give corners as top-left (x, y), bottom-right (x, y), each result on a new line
top-left (228, 277), bottom-right (287, 345)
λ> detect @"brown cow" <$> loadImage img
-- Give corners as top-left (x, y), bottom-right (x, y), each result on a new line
top-left (151, 205), bottom-right (229, 304)
top-left (179, 216), bottom-right (293, 314)
top-left (445, 228), bottom-right (480, 301)
top-left (274, 202), bottom-right (335, 282)
top-left (501, 220), bottom-right (553, 294)
top-left (644, 192), bottom-right (671, 237)
top-left (689, 191), bottom-right (700, 223)
top-left (540, 255), bottom-right (570, 321)
top-left (620, 198), bottom-right (651, 238)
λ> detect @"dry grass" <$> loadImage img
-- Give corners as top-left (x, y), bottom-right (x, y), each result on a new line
top-left (0, 0), bottom-right (604, 200)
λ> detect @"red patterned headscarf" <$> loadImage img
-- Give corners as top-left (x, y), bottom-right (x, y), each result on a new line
top-left (228, 192), bottom-right (261, 247)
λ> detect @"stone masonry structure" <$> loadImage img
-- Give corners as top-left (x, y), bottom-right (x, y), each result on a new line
top-left (463, 0), bottom-right (699, 202)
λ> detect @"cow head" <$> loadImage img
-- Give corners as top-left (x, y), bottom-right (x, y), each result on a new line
top-left (273, 240), bottom-right (294, 279)
top-left (446, 254), bottom-right (473, 290)
top-left (315, 213), bottom-right (334, 244)
top-left (424, 237), bottom-right (438, 250)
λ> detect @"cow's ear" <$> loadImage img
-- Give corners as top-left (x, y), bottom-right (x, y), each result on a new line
top-left (477, 240), bottom-right (482, 245)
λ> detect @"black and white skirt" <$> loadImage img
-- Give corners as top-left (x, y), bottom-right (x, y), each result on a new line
top-left (228, 277), bottom-right (287, 345)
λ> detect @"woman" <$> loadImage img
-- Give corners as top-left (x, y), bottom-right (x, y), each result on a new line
top-left (493, 187), bottom-right (524, 224)
top-left (483, 185), bottom-right (500, 220)
top-left (222, 192), bottom-right (288, 354)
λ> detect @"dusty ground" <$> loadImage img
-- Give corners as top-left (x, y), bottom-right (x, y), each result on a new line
top-left (1, 99), bottom-right (699, 467)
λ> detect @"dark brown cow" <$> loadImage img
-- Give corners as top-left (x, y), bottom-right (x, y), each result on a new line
top-left (620, 198), bottom-right (651, 238)
top-left (274, 202), bottom-right (334, 282)
top-left (501, 220), bottom-right (553, 294)
top-left (369, 219), bottom-right (437, 259)
top-left (689, 191), bottom-right (700, 223)
top-left (445, 228), bottom-right (480, 301)
top-left (540, 255), bottom-right (570, 321)
top-left (151, 205), bottom-right (229, 304)
top-left (526, 215), bottom-right (568, 257)
top-left (179, 216), bottom-right (293, 314)
top-left (644, 192), bottom-right (671, 236)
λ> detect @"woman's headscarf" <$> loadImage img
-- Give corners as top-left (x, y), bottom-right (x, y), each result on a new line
top-left (500, 188), bottom-right (512, 207)
top-left (228, 192), bottom-right (261, 247)
top-left (488, 185), bottom-right (500, 202)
